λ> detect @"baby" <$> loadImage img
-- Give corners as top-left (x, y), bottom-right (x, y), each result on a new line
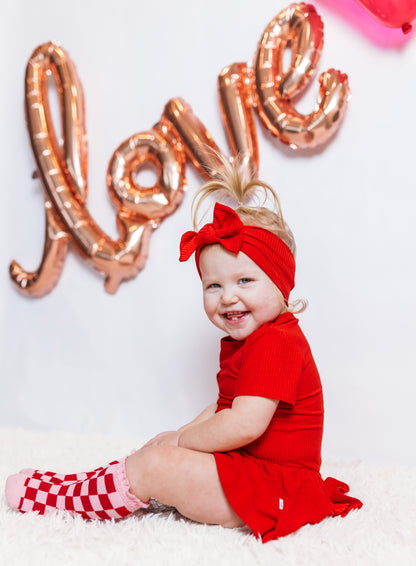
top-left (6, 157), bottom-right (362, 541)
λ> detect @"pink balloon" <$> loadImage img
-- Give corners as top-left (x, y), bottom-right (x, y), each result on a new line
top-left (355, 0), bottom-right (416, 32)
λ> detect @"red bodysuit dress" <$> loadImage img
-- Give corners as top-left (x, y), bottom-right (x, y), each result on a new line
top-left (213, 312), bottom-right (362, 542)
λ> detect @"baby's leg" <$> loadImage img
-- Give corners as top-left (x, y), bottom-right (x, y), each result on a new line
top-left (6, 457), bottom-right (149, 520)
top-left (6, 446), bottom-right (244, 529)
top-left (126, 445), bottom-right (244, 528)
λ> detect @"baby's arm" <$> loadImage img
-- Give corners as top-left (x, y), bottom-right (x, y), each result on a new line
top-left (142, 403), bottom-right (217, 448)
top-left (178, 403), bottom-right (217, 432)
top-left (178, 396), bottom-right (278, 453)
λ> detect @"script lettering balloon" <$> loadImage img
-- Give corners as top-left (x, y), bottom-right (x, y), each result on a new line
top-left (10, 43), bottom-right (186, 295)
top-left (10, 3), bottom-right (350, 297)
top-left (254, 3), bottom-right (350, 149)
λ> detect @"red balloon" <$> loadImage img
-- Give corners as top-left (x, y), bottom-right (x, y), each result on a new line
top-left (355, 0), bottom-right (416, 33)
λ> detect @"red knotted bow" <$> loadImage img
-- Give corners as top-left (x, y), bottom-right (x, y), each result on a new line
top-left (179, 203), bottom-right (245, 261)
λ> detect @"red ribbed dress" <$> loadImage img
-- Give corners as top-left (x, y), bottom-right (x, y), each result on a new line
top-left (213, 312), bottom-right (362, 542)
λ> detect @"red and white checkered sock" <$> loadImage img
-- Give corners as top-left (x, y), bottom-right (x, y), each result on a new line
top-left (6, 457), bottom-right (149, 520)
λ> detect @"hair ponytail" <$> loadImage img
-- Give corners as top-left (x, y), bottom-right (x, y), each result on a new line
top-left (192, 153), bottom-right (296, 257)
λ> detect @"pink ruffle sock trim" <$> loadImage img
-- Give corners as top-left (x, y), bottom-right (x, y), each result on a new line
top-left (113, 456), bottom-right (150, 512)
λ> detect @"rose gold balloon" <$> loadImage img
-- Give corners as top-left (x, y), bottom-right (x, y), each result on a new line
top-left (10, 42), bottom-right (186, 296)
top-left (10, 42), bottom-right (85, 296)
top-left (9, 198), bottom-right (70, 297)
top-left (162, 97), bottom-right (225, 179)
top-left (254, 3), bottom-right (350, 149)
top-left (163, 91), bottom-right (257, 181)
top-left (12, 7), bottom-right (350, 296)
top-left (107, 125), bottom-right (185, 223)
top-left (217, 62), bottom-right (259, 178)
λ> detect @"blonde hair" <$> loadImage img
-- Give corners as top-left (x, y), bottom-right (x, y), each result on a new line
top-left (192, 154), bottom-right (307, 314)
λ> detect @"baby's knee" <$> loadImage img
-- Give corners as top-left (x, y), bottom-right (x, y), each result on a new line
top-left (129, 445), bottom-right (176, 476)
top-left (126, 445), bottom-right (179, 499)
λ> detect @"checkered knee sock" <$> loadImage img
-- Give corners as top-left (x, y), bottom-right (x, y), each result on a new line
top-left (6, 457), bottom-right (149, 520)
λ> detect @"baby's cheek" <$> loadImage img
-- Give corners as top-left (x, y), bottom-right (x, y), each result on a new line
top-left (203, 298), bottom-right (217, 322)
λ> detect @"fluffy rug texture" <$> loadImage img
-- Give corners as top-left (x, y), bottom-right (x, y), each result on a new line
top-left (1, 429), bottom-right (415, 566)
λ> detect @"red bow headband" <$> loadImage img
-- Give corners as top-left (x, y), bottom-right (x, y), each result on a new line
top-left (179, 203), bottom-right (295, 302)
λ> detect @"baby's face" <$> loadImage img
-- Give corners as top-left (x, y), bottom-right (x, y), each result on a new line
top-left (199, 244), bottom-right (284, 340)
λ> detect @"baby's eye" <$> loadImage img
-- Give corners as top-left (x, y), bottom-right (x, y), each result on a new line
top-left (207, 283), bottom-right (221, 289)
top-left (239, 278), bottom-right (252, 284)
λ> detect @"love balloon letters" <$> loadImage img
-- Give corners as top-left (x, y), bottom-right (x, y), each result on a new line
top-left (10, 3), bottom-right (350, 297)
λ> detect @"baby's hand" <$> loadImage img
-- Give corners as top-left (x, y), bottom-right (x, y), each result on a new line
top-left (142, 431), bottom-right (180, 448)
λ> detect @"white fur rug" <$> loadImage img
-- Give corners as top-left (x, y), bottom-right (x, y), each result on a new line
top-left (1, 429), bottom-right (415, 566)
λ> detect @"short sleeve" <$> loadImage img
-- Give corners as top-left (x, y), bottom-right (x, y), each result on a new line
top-left (234, 332), bottom-right (303, 405)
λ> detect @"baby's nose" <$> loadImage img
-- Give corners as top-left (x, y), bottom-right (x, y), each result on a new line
top-left (221, 289), bottom-right (239, 304)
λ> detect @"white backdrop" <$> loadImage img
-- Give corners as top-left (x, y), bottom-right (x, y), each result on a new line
top-left (1, 0), bottom-right (415, 465)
